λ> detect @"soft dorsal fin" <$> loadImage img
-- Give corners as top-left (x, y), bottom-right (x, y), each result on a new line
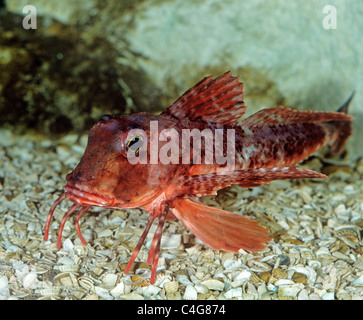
top-left (239, 106), bottom-right (353, 127)
top-left (164, 71), bottom-right (246, 126)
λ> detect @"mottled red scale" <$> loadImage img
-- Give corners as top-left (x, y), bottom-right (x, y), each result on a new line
top-left (45, 72), bottom-right (353, 284)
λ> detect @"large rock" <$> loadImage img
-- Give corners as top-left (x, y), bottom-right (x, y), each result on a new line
top-left (6, 0), bottom-right (362, 159)
top-left (0, 10), bottom-right (131, 134)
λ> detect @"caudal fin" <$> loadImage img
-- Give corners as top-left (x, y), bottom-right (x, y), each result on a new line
top-left (326, 119), bottom-right (352, 155)
top-left (171, 198), bottom-right (270, 251)
top-left (326, 92), bottom-right (354, 155)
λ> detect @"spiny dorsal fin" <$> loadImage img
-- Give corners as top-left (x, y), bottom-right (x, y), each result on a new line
top-left (164, 71), bottom-right (246, 126)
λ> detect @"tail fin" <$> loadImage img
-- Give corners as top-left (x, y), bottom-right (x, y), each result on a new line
top-left (326, 92), bottom-right (354, 155)
top-left (337, 91), bottom-right (355, 114)
top-left (171, 198), bottom-right (270, 251)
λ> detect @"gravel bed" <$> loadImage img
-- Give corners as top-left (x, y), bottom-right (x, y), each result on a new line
top-left (0, 128), bottom-right (362, 300)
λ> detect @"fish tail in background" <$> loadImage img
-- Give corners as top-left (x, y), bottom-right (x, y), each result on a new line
top-left (324, 92), bottom-right (355, 155)
top-left (170, 198), bottom-right (271, 252)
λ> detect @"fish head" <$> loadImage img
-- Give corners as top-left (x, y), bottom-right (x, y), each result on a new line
top-left (65, 113), bottom-right (177, 208)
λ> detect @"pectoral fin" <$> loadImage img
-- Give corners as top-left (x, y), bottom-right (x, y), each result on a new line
top-left (171, 198), bottom-right (270, 251)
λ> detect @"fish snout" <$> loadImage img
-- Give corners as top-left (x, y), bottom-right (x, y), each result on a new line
top-left (63, 183), bottom-right (114, 207)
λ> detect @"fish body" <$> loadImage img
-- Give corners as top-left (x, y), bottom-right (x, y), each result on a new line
top-left (45, 72), bottom-right (353, 283)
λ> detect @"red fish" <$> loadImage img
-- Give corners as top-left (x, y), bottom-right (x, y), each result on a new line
top-left (44, 72), bottom-right (353, 284)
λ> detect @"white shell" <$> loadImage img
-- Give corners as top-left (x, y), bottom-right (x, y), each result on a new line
top-left (322, 292), bottom-right (335, 300)
top-left (289, 266), bottom-right (317, 284)
top-left (120, 293), bottom-right (144, 300)
top-left (352, 275), bottom-right (363, 286)
top-left (222, 259), bottom-right (242, 270)
top-left (55, 265), bottom-right (79, 273)
top-left (101, 274), bottom-right (118, 290)
top-left (202, 279), bottom-right (224, 291)
top-left (233, 269), bottom-right (252, 282)
top-left (163, 281), bottom-right (179, 293)
top-left (176, 274), bottom-right (193, 286)
top-left (154, 273), bottom-right (172, 287)
top-left (54, 273), bottom-right (78, 287)
top-left (224, 287), bottom-right (242, 299)
top-left (0, 276), bottom-right (9, 300)
top-left (194, 283), bottom-right (208, 294)
top-left (161, 234), bottom-right (181, 249)
top-left (278, 283), bottom-right (304, 297)
top-left (143, 285), bottom-right (161, 297)
top-left (183, 284), bottom-right (197, 300)
top-left (110, 282), bottom-right (125, 298)
top-left (38, 287), bottom-right (61, 297)
top-left (95, 286), bottom-right (113, 299)
top-left (62, 238), bottom-right (74, 251)
top-left (308, 260), bottom-right (322, 269)
top-left (334, 204), bottom-right (348, 219)
top-left (274, 279), bottom-right (295, 286)
top-left (297, 289), bottom-right (309, 300)
top-left (315, 247), bottom-right (331, 257)
top-left (0, 276), bottom-right (8, 290)
top-left (22, 272), bottom-right (38, 289)
top-left (79, 276), bottom-right (95, 291)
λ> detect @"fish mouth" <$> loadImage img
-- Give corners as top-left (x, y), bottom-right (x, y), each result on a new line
top-left (64, 183), bottom-right (116, 207)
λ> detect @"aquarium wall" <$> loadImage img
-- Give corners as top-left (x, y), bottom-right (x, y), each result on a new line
top-left (2, 0), bottom-right (361, 159)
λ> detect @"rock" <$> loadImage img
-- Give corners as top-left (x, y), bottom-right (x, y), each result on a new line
top-left (5, 1), bottom-right (363, 160)
top-left (0, 11), bottom-right (127, 134)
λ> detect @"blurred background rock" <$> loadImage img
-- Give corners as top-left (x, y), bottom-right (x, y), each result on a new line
top-left (1, 0), bottom-right (362, 159)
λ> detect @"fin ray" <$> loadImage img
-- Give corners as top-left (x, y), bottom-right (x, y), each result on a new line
top-left (171, 198), bottom-right (270, 251)
top-left (240, 106), bottom-right (353, 127)
top-left (177, 167), bottom-right (327, 197)
top-left (164, 71), bottom-right (246, 125)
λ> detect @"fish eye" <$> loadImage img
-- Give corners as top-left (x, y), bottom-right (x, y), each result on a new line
top-left (100, 114), bottom-right (112, 121)
top-left (125, 135), bottom-right (144, 156)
